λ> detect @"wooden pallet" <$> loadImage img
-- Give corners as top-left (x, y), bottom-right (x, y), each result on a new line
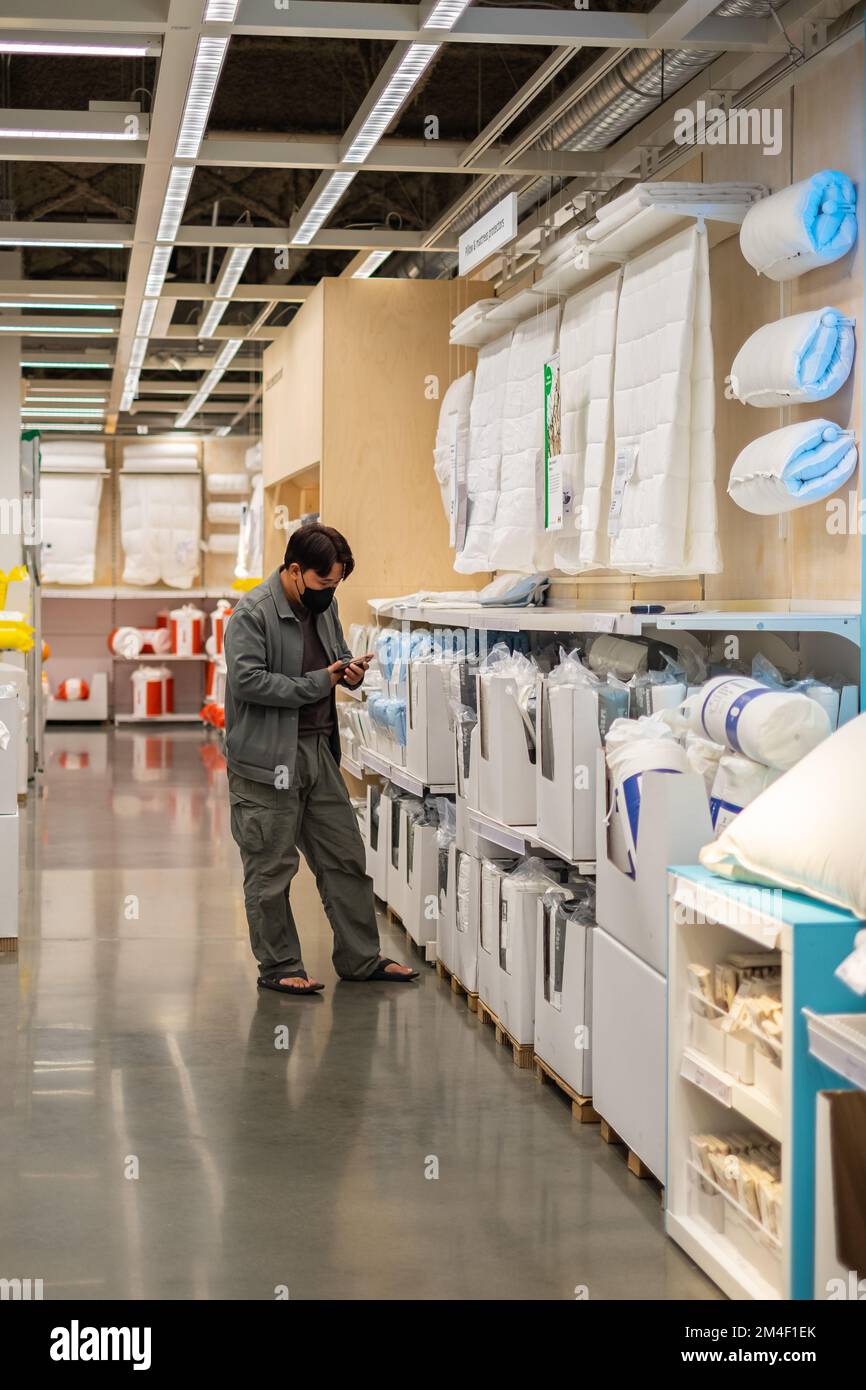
top-left (533, 1054), bottom-right (599, 1124)
top-left (0, 938), bottom-right (18, 954)
top-left (442, 967), bottom-right (478, 1013)
top-left (476, 1000), bottom-right (534, 1070)
top-left (598, 1117), bottom-right (664, 1190)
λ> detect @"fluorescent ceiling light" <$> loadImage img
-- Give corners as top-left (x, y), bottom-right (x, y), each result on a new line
top-left (0, 300), bottom-right (118, 311)
top-left (145, 245), bottom-right (173, 298)
top-left (0, 324), bottom-right (116, 334)
top-left (352, 250), bottom-right (391, 278)
top-left (204, 0), bottom-right (240, 18)
top-left (343, 45), bottom-right (439, 164)
top-left (157, 165), bottom-right (194, 243)
top-left (0, 40), bottom-right (152, 58)
top-left (0, 237), bottom-right (124, 249)
top-left (128, 339), bottom-right (148, 373)
top-left (176, 338), bottom-right (242, 426)
top-left (175, 36), bottom-right (228, 160)
top-left (25, 396), bottom-right (107, 404)
top-left (199, 300), bottom-right (228, 338)
top-left (22, 407), bottom-right (105, 417)
top-left (422, 0), bottom-right (473, 27)
top-left (135, 298), bottom-right (159, 339)
top-left (0, 126), bottom-right (140, 141)
top-left (293, 172), bottom-right (356, 246)
top-left (212, 425), bottom-right (231, 437)
top-left (120, 389), bottom-right (135, 412)
top-left (20, 359), bottom-right (112, 368)
top-left (29, 422), bottom-right (103, 432)
top-left (215, 246), bottom-right (252, 298)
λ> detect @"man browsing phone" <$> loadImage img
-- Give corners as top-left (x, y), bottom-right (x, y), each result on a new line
top-left (223, 523), bottom-right (418, 994)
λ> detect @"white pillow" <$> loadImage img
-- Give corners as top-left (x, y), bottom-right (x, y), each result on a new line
top-left (700, 712), bottom-right (866, 917)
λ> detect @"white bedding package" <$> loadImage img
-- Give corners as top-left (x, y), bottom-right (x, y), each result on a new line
top-left (682, 674), bottom-right (831, 770)
top-left (456, 330), bottom-right (512, 573)
top-left (122, 442), bottom-right (199, 471)
top-left (40, 475), bottom-right (104, 584)
top-left (700, 712), bottom-right (866, 918)
top-left (39, 440), bottom-right (107, 473)
top-left (433, 370), bottom-right (474, 523)
top-left (739, 169), bottom-right (857, 281)
top-left (555, 270), bottom-right (622, 572)
top-left (607, 226), bottom-right (720, 575)
top-left (489, 303), bottom-right (562, 572)
top-left (235, 473), bottom-right (264, 580)
top-left (586, 180), bottom-right (766, 245)
top-left (120, 473), bottom-right (202, 588)
top-left (728, 307), bottom-right (855, 408)
top-left (728, 418), bottom-right (858, 514)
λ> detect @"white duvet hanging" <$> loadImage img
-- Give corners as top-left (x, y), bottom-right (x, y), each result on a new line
top-left (608, 225), bottom-right (720, 575)
top-left (235, 473), bottom-right (264, 580)
top-left (41, 475), bottom-right (104, 585)
top-left (489, 303), bottom-right (562, 573)
top-left (555, 270), bottom-right (622, 573)
top-left (120, 474), bottom-right (202, 589)
top-left (433, 370), bottom-right (474, 526)
top-left (456, 331), bottom-right (512, 574)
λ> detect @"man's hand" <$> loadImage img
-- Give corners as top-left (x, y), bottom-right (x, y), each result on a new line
top-left (341, 653), bottom-right (373, 689)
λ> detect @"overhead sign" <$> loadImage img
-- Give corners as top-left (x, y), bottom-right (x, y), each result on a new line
top-left (458, 193), bottom-right (518, 276)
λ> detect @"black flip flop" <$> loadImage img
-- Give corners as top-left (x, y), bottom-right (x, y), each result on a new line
top-left (348, 957), bottom-right (419, 983)
top-left (257, 970), bottom-right (325, 996)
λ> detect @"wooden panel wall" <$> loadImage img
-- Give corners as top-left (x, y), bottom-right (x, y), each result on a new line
top-left (320, 277), bottom-right (488, 629)
top-left (262, 285), bottom-right (324, 488)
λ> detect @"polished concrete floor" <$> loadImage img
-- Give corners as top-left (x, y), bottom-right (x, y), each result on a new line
top-left (0, 727), bottom-right (719, 1300)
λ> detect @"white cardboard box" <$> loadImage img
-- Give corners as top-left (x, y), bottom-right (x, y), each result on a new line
top-left (406, 660), bottom-right (454, 786)
top-left (0, 808), bottom-right (19, 941)
top-left (403, 818), bottom-right (439, 947)
top-left (453, 849), bottom-right (484, 993)
top-left (477, 671), bottom-right (536, 826)
top-left (497, 875), bottom-right (550, 1046)
top-left (595, 749), bottom-right (713, 977)
top-left (437, 840), bottom-right (457, 974)
top-left (454, 721), bottom-right (481, 856)
top-left (536, 678), bottom-right (601, 861)
top-left (478, 859), bottom-right (509, 1018)
top-left (363, 783), bottom-right (390, 901)
top-left (592, 925), bottom-right (666, 1180)
top-left (534, 894), bottom-right (594, 1097)
top-left (46, 671), bottom-right (109, 723)
top-left (0, 685), bottom-right (19, 815)
top-left (386, 797), bottom-right (410, 922)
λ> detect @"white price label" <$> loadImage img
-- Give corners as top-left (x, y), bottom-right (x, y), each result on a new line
top-left (681, 1052), bottom-right (731, 1107)
top-left (607, 443), bottom-right (638, 537)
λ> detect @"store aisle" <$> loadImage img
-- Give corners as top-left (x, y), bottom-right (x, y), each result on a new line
top-left (0, 729), bottom-right (719, 1301)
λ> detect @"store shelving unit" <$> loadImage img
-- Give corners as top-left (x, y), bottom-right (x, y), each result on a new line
top-left (666, 866), bottom-right (866, 1301)
top-left (467, 806), bottom-right (595, 872)
top-left (115, 712), bottom-right (205, 725)
top-left (356, 744), bottom-right (453, 798)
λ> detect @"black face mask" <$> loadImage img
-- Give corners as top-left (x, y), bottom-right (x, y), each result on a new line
top-left (298, 574), bottom-right (335, 614)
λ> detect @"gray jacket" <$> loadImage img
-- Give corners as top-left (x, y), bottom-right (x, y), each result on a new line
top-left (223, 568), bottom-right (352, 784)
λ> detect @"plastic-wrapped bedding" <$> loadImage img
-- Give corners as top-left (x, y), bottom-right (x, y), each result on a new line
top-left (489, 303), bottom-right (562, 573)
top-left (728, 419), bottom-right (858, 515)
top-left (206, 501), bottom-right (244, 524)
top-left (206, 473), bottom-right (250, 495)
top-left (728, 308), bottom-right (855, 408)
top-left (456, 331), bottom-right (512, 573)
top-left (608, 226), bottom-right (720, 575)
top-left (739, 170), bottom-right (857, 281)
top-left (710, 753), bottom-right (781, 834)
top-left (555, 270), bottom-right (622, 573)
top-left (235, 473), bottom-right (263, 580)
top-left (205, 531), bottom-right (240, 554)
top-left (456, 850), bottom-right (473, 937)
top-left (605, 717), bottom-right (690, 877)
top-left (120, 473), bottom-right (202, 588)
top-left (433, 370), bottom-right (474, 524)
top-left (682, 674), bottom-right (831, 770)
top-left (41, 475), bottom-right (104, 584)
top-left (122, 442), bottom-right (199, 471)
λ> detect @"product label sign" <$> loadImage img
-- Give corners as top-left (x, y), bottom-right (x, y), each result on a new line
top-left (607, 442), bottom-right (638, 536)
top-left (458, 193), bottom-right (519, 275)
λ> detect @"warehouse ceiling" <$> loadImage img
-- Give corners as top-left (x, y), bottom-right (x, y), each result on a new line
top-left (0, 0), bottom-right (853, 435)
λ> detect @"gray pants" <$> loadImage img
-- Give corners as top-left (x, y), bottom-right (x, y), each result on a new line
top-left (228, 734), bottom-right (381, 980)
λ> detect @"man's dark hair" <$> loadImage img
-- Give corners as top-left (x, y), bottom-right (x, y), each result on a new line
top-left (284, 523), bottom-right (355, 580)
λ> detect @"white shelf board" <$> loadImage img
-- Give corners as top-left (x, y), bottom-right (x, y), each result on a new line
top-left (43, 587), bottom-right (238, 601)
top-left (681, 1046), bottom-right (784, 1143)
top-left (341, 754), bottom-right (365, 781)
top-left (114, 712), bottom-right (204, 724)
top-left (112, 653), bottom-right (208, 662)
top-left (804, 1009), bottom-right (866, 1092)
top-left (669, 874), bottom-right (785, 951)
top-left (357, 745), bottom-right (454, 797)
top-left (467, 808), bottom-right (595, 871)
top-left (370, 601), bottom-right (861, 642)
top-left (666, 1213), bottom-right (782, 1302)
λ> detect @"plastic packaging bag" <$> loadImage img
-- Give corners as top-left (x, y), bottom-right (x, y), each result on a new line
top-left (685, 732), bottom-right (725, 793)
top-left (605, 717), bottom-right (691, 876)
